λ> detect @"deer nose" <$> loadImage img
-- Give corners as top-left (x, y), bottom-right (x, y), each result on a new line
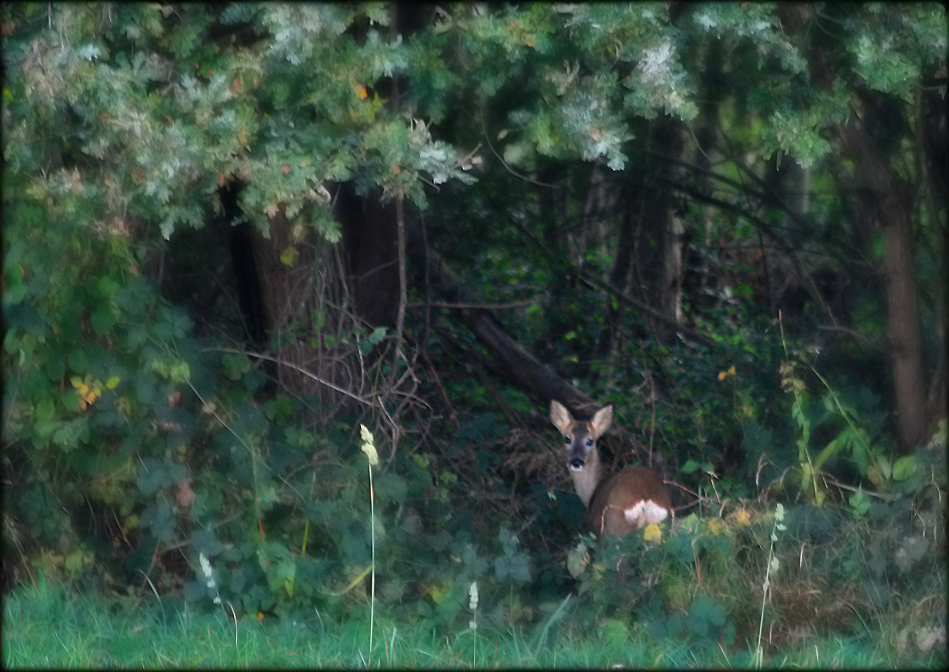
top-left (569, 458), bottom-right (585, 471)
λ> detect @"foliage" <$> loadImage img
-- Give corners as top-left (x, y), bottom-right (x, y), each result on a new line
top-left (1, 2), bottom-right (945, 661)
top-left (2, 3), bottom-right (474, 244)
top-left (780, 357), bottom-right (930, 509)
top-left (558, 489), bottom-right (945, 662)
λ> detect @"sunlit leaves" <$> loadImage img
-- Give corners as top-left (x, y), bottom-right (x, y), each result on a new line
top-left (70, 375), bottom-right (103, 409)
top-left (625, 38), bottom-right (698, 121)
top-left (258, 4), bottom-right (353, 65)
top-left (845, 4), bottom-right (946, 98)
top-left (692, 3), bottom-right (806, 74)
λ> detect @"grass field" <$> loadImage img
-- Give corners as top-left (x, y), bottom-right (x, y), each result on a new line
top-left (3, 576), bottom-right (944, 669)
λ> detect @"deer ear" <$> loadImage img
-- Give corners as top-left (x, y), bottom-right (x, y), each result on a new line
top-left (590, 404), bottom-right (613, 437)
top-left (549, 400), bottom-right (573, 434)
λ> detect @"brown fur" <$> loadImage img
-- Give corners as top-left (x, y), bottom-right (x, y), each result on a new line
top-left (550, 400), bottom-right (671, 539)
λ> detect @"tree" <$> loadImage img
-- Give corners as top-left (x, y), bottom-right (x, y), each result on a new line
top-left (2, 2), bottom-right (945, 601)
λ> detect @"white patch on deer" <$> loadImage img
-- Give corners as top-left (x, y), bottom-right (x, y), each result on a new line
top-left (625, 500), bottom-right (669, 527)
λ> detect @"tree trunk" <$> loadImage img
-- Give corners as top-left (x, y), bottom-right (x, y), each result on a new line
top-left (632, 119), bottom-right (687, 342)
top-left (336, 183), bottom-right (399, 328)
top-left (249, 207), bottom-right (322, 398)
top-left (780, 2), bottom-right (931, 450)
top-left (838, 121), bottom-right (928, 449)
top-left (877, 189), bottom-right (928, 449)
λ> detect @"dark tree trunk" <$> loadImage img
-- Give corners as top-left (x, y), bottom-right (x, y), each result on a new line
top-left (780, 2), bottom-right (932, 450)
top-left (632, 120), bottom-right (688, 342)
top-left (336, 184), bottom-right (399, 328)
top-left (224, 2), bottom-right (431, 414)
top-left (838, 114), bottom-right (929, 450)
top-left (249, 208), bottom-right (321, 397)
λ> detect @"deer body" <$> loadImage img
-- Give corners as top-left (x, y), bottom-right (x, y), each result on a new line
top-left (550, 400), bottom-right (671, 538)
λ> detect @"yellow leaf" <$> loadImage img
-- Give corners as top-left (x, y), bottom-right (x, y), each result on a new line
top-left (706, 519), bottom-right (726, 536)
top-left (643, 522), bottom-right (663, 542)
top-left (429, 581), bottom-right (452, 605)
top-left (106, 376), bottom-right (121, 389)
top-left (279, 246), bottom-right (298, 266)
top-left (718, 366), bottom-right (736, 381)
top-left (732, 507), bottom-right (753, 527)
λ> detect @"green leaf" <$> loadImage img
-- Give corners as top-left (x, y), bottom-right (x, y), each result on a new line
top-left (52, 418), bottom-right (87, 452)
top-left (90, 304), bottom-right (117, 334)
top-left (892, 455), bottom-right (918, 481)
top-left (2, 263), bottom-right (26, 306)
top-left (61, 390), bottom-right (83, 413)
top-left (851, 439), bottom-right (869, 477)
top-left (812, 430), bottom-right (847, 471)
top-left (599, 619), bottom-right (630, 646)
top-left (368, 327), bottom-right (387, 345)
top-left (848, 489), bottom-right (870, 517)
top-left (222, 352), bottom-right (250, 380)
top-left (36, 398), bottom-right (56, 424)
top-left (67, 348), bottom-right (90, 374)
top-left (680, 459), bottom-right (701, 474)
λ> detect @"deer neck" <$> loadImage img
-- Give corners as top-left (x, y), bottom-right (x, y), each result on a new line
top-left (569, 456), bottom-right (602, 509)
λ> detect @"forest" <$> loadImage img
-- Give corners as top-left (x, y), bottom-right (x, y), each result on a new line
top-left (2, 2), bottom-right (946, 666)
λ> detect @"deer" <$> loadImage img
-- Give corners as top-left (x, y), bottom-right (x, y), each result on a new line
top-left (549, 400), bottom-right (672, 539)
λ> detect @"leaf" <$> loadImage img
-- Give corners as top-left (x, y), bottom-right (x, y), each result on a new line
top-left (36, 398), bottom-right (56, 424)
top-left (643, 522), bottom-right (663, 542)
top-left (61, 390), bottom-right (84, 413)
top-left (368, 327), bottom-right (387, 345)
top-left (599, 619), bottom-right (630, 646)
top-left (894, 536), bottom-right (928, 572)
top-left (168, 362), bottom-right (191, 384)
top-left (566, 542), bottom-right (590, 579)
top-left (222, 352), bottom-right (250, 380)
top-left (279, 246), bottom-right (299, 266)
top-left (892, 456), bottom-right (918, 481)
top-left (851, 439), bottom-right (868, 477)
top-left (813, 430), bottom-right (847, 471)
top-left (876, 454), bottom-right (891, 481)
top-left (52, 419), bottom-right (87, 451)
top-left (681, 459), bottom-right (701, 474)
top-left (90, 304), bottom-right (117, 334)
top-left (376, 472), bottom-right (406, 503)
top-left (848, 489), bottom-right (870, 516)
top-left (67, 347), bottom-right (90, 374)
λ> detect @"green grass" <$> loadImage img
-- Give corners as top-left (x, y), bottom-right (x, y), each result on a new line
top-left (3, 579), bottom-right (944, 668)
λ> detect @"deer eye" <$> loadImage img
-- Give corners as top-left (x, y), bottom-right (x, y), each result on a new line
top-left (585, 438), bottom-right (594, 447)
top-left (563, 436), bottom-right (571, 445)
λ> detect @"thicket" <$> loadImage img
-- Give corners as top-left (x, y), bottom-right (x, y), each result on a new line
top-left (2, 2), bottom-right (946, 661)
